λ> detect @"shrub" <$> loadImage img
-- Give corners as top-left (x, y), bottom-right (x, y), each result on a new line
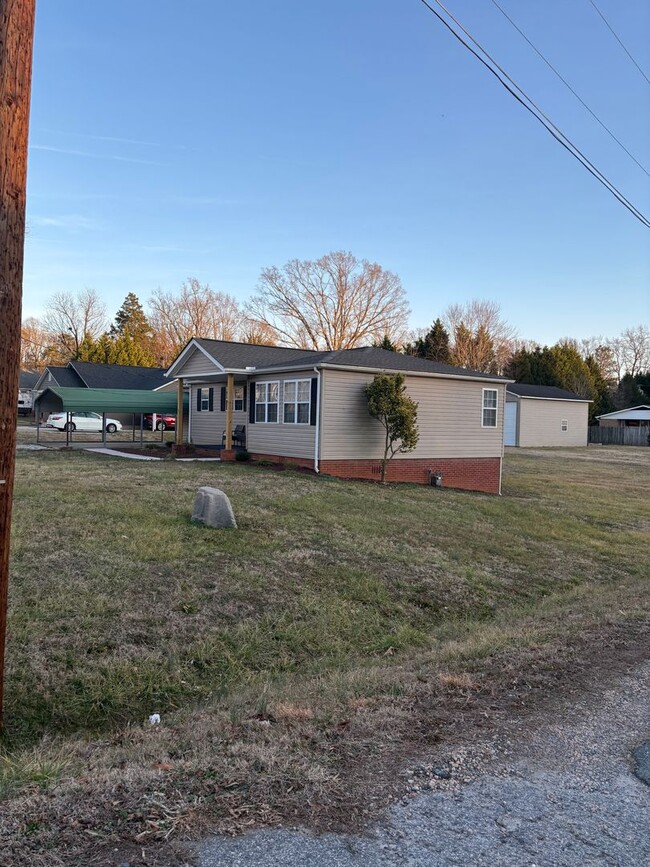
top-left (235, 450), bottom-right (251, 462)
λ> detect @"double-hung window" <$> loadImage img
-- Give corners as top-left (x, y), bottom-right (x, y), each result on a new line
top-left (234, 385), bottom-right (244, 412)
top-left (482, 388), bottom-right (498, 427)
top-left (200, 388), bottom-right (210, 412)
top-left (561, 419), bottom-right (568, 431)
top-left (283, 379), bottom-right (311, 424)
top-left (255, 381), bottom-right (279, 423)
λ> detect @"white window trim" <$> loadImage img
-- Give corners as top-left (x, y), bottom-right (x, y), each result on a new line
top-left (561, 419), bottom-right (568, 431)
top-left (255, 380), bottom-right (280, 424)
top-left (481, 387), bottom-right (498, 428)
top-left (234, 385), bottom-right (245, 413)
top-left (283, 378), bottom-right (311, 425)
top-left (199, 387), bottom-right (210, 412)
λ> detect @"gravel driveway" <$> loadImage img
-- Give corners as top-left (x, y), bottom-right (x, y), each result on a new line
top-left (196, 661), bottom-right (650, 866)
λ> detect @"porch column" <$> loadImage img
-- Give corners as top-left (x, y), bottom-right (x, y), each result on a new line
top-left (176, 377), bottom-right (184, 445)
top-left (225, 373), bottom-right (234, 450)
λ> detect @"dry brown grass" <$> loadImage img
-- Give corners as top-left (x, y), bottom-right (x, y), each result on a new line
top-left (1, 446), bottom-right (648, 865)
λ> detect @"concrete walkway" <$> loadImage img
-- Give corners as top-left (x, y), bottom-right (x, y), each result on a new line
top-left (196, 662), bottom-right (650, 867)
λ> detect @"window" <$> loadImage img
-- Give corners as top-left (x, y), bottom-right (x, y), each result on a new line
top-left (234, 385), bottom-right (244, 412)
top-left (561, 419), bottom-right (568, 431)
top-left (482, 388), bottom-right (498, 427)
top-left (200, 389), bottom-right (210, 412)
top-left (255, 381), bottom-right (279, 423)
top-left (283, 379), bottom-right (311, 424)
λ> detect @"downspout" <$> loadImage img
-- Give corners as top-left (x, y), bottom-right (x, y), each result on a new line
top-left (188, 385), bottom-right (192, 444)
top-left (313, 367), bottom-right (321, 474)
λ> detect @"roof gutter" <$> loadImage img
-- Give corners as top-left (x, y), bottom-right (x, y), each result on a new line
top-left (316, 363), bottom-right (513, 385)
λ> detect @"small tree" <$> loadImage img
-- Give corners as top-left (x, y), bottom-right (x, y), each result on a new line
top-left (365, 373), bottom-right (419, 483)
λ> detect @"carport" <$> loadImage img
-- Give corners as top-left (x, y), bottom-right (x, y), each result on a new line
top-left (34, 387), bottom-right (188, 447)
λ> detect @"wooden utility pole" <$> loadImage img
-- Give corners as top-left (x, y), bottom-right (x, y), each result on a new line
top-left (0, 0), bottom-right (36, 726)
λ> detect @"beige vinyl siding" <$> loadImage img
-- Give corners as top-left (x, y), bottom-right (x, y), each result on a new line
top-left (518, 399), bottom-right (589, 447)
top-left (320, 369), bottom-right (505, 460)
top-left (248, 372), bottom-right (316, 460)
top-left (189, 383), bottom-right (247, 445)
top-left (177, 347), bottom-right (221, 377)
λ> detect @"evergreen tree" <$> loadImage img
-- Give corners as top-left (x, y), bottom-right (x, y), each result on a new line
top-left (585, 356), bottom-right (615, 423)
top-left (417, 318), bottom-right (452, 363)
top-left (374, 334), bottom-right (398, 352)
top-left (111, 292), bottom-right (151, 339)
top-left (614, 374), bottom-right (647, 410)
top-left (365, 373), bottom-right (419, 483)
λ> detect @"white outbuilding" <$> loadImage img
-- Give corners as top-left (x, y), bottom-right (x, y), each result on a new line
top-left (505, 384), bottom-right (590, 447)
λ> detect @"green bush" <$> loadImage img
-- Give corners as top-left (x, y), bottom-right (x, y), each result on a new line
top-left (235, 450), bottom-right (251, 462)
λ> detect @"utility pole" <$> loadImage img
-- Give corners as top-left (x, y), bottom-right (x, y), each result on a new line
top-left (0, 0), bottom-right (36, 727)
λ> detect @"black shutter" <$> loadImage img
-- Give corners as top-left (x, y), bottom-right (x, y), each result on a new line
top-left (310, 377), bottom-right (318, 426)
top-left (220, 386), bottom-right (226, 412)
top-left (242, 386), bottom-right (247, 412)
top-left (208, 388), bottom-right (214, 412)
top-left (196, 388), bottom-right (202, 412)
top-left (249, 382), bottom-right (256, 424)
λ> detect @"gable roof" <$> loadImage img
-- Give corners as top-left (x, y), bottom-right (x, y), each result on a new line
top-left (507, 383), bottom-right (588, 401)
top-left (69, 361), bottom-right (167, 390)
top-left (596, 405), bottom-right (650, 420)
top-left (169, 338), bottom-right (509, 382)
top-left (35, 366), bottom-right (85, 389)
top-left (19, 370), bottom-right (40, 389)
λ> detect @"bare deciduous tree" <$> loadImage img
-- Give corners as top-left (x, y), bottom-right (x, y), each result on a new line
top-left (618, 325), bottom-right (650, 379)
top-left (444, 299), bottom-right (517, 373)
top-left (247, 251), bottom-right (410, 350)
top-left (20, 317), bottom-right (56, 369)
top-left (43, 289), bottom-right (107, 359)
top-left (239, 317), bottom-right (278, 346)
top-left (149, 278), bottom-right (243, 363)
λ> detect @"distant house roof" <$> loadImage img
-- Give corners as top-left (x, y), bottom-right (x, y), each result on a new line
top-left (69, 361), bottom-right (168, 390)
top-left (34, 361), bottom-right (167, 392)
top-left (36, 366), bottom-right (86, 389)
top-left (19, 370), bottom-right (40, 389)
top-left (170, 338), bottom-right (510, 382)
top-left (507, 383), bottom-right (588, 401)
top-left (596, 405), bottom-right (650, 421)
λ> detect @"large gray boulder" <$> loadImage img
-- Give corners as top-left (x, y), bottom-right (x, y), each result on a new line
top-left (191, 486), bottom-right (237, 529)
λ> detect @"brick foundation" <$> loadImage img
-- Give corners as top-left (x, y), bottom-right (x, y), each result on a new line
top-left (319, 456), bottom-right (501, 494)
top-left (250, 453), bottom-right (501, 494)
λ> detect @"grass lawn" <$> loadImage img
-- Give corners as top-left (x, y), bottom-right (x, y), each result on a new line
top-left (2, 446), bottom-right (649, 865)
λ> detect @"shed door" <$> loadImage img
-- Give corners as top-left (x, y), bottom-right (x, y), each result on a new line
top-left (504, 401), bottom-right (518, 446)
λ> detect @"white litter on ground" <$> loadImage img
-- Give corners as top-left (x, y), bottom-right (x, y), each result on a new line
top-left (16, 444), bottom-right (49, 451)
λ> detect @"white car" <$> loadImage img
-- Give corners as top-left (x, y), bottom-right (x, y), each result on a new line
top-left (46, 411), bottom-right (123, 433)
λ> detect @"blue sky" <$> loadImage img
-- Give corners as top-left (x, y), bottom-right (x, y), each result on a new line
top-left (25, 0), bottom-right (650, 344)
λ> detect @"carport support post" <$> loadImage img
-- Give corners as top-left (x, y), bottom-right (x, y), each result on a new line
top-left (176, 377), bottom-right (184, 446)
top-left (102, 412), bottom-right (106, 446)
top-left (225, 374), bottom-right (234, 451)
top-left (0, 0), bottom-right (36, 727)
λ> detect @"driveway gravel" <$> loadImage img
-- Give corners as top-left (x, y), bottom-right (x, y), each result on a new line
top-left (196, 661), bottom-right (650, 866)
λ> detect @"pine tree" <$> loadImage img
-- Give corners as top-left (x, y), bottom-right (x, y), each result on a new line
top-left (105, 294), bottom-right (157, 366)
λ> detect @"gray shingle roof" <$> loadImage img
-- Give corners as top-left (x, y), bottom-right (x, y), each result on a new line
top-left (257, 346), bottom-right (508, 381)
top-left (42, 366), bottom-right (86, 388)
top-left (70, 362), bottom-right (168, 390)
top-left (507, 383), bottom-right (587, 401)
top-left (195, 338), bottom-right (321, 369)
top-left (19, 370), bottom-right (40, 389)
top-left (194, 339), bottom-right (508, 381)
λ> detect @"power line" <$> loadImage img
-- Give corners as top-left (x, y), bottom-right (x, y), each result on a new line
top-left (588, 0), bottom-right (650, 86)
top-left (490, 0), bottom-right (649, 178)
top-left (416, 0), bottom-right (650, 228)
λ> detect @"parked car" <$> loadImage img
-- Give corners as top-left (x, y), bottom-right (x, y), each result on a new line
top-left (143, 413), bottom-right (176, 431)
top-left (45, 411), bottom-right (123, 433)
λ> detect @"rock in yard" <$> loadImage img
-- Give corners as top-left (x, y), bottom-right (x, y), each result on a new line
top-left (192, 486), bottom-right (237, 529)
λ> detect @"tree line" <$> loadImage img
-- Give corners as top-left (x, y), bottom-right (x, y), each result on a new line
top-left (20, 249), bottom-right (649, 420)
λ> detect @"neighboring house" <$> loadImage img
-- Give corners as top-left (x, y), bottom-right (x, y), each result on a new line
top-left (18, 370), bottom-right (39, 415)
top-left (596, 405), bottom-right (650, 427)
top-left (32, 361), bottom-right (173, 426)
top-left (505, 384), bottom-right (590, 447)
top-left (166, 338), bottom-right (511, 494)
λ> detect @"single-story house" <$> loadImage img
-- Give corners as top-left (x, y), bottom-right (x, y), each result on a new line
top-left (505, 384), bottom-right (590, 447)
top-left (596, 405), bottom-right (650, 427)
top-left (166, 338), bottom-right (511, 494)
top-left (33, 361), bottom-right (174, 426)
top-left (18, 370), bottom-right (39, 414)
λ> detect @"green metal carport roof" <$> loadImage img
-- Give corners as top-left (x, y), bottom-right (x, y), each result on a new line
top-left (35, 387), bottom-right (187, 414)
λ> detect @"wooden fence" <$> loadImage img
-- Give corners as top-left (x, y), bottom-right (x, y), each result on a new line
top-left (589, 426), bottom-right (650, 446)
